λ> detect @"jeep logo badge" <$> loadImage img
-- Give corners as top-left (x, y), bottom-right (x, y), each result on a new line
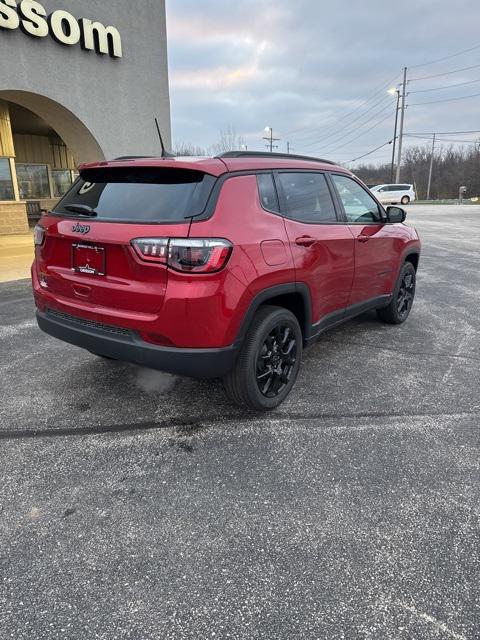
top-left (72, 223), bottom-right (91, 235)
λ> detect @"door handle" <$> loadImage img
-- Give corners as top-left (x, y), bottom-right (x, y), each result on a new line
top-left (357, 235), bottom-right (370, 243)
top-left (295, 236), bottom-right (316, 247)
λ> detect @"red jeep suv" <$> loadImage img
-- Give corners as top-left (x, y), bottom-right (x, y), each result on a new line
top-left (32, 151), bottom-right (420, 410)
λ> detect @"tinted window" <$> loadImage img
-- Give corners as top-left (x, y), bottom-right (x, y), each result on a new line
top-left (388, 185), bottom-right (410, 191)
top-left (278, 172), bottom-right (337, 223)
top-left (54, 168), bottom-right (216, 222)
top-left (257, 173), bottom-right (279, 212)
top-left (332, 174), bottom-right (383, 223)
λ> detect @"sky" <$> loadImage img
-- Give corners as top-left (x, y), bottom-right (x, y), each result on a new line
top-left (166, 0), bottom-right (480, 167)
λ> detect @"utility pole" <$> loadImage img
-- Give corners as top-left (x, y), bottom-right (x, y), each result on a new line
top-left (426, 133), bottom-right (436, 200)
top-left (390, 89), bottom-right (400, 183)
top-left (287, 141), bottom-right (291, 154)
top-left (263, 127), bottom-right (280, 153)
top-left (395, 67), bottom-right (408, 183)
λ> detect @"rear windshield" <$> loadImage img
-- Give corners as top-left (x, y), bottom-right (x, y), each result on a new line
top-left (53, 167), bottom-right (216, 222)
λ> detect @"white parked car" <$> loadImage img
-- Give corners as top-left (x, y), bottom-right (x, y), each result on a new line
top-left (370, 184), bottom-right (416, 205)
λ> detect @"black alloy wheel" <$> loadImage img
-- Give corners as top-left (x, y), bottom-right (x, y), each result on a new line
top-left (397, 270), bottom-right (415, 320)
top-left (256, 325), bottom-right (298, 398)
top-left (377, 261), bottom-right (417, 324)
top-left (223, 305), bottom-right (303, 411)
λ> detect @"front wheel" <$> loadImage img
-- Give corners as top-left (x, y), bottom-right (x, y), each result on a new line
top-left (401, 195), bottom-right (410, 205)
top-left (377, 262), bottom-right (416, 324)
top-left (223, 305), bottom-right (302, 411)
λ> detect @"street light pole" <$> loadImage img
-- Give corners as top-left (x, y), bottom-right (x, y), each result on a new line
top-left (263, 127), bottom-right (280, 153)
top-left (395, 67), bottom-right (408, 183)
top-left (426, 133), bottom-right (436, 200)
top-left (390, 89), bottom-right (400, 183)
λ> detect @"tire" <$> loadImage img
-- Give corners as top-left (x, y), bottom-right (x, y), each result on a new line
top-left (223, 305), bottom-right (302, 411)
top-left (377, 262), bottom-right (416, 325)
top-left (401, 195), bottom-right (410, 205)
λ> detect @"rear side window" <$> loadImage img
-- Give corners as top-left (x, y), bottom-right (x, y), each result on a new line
top-left (257, 173), bottom-right (280, 212)
top-left (277, 172), bottom-right (337, 223)
top-left (53, 167), bottom-right (216, 222)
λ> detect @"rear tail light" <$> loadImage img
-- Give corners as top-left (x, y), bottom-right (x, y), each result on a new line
top-left (131, 238), bottom-right (232, 273)
top-left (131, 238), bottom-right (169, 263)
top-left (34, 225), bottom-right (45, 246)
top-left (168, 239), bottom-right (232, 273)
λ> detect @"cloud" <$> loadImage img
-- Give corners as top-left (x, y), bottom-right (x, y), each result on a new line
top-left (166, 0), bottom-right (480, 163)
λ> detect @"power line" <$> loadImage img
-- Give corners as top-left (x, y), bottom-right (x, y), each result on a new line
top-left (345, 139), bottom-right (393, 163)
top-left (312, 111), bottom-right (394, 155)
top-left (409, 63), bottom-right (480, 82)
top-left (429, 139), bottom-right (479, 144)
top-left (304, 100), bottom-right (394, 151)
top-left (284, 72), bottom-right (401, 140)
top-left (409, 44), bottom-right (480, 69)
top-left (341, 129), bottom-right (480, 167)
top-left (406, 135), bottom-right (479, 143)
top-left (409, 91), bottom-right (480, 106)
top-left (298, 96), bottom-right (393, 149)
top-left (404, 130), bottom-right (480, 135)
top-left (290, 95), bottom-right (391, 144)
top-left (409, 77), bottom-right (480, 93)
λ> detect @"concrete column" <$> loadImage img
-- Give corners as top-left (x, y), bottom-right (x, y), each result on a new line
top-left (0, 100), bottom-right (15, 157)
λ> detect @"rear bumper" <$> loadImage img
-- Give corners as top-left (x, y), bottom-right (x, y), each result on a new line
top-left (36, 309), bottom-right (239, 379)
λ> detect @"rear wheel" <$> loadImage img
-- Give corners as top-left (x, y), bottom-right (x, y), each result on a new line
top-left (401, 195), bottom-right (410, 205)
top-left (377, 262), bottom-right (416, 324)
top-left (223, 305), bottom-right (302, 411)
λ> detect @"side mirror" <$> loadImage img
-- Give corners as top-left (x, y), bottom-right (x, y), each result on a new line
top-left (386, 206), bottom-right (406, 223)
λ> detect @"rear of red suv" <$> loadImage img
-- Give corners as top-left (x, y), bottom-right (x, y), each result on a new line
top-left (32, 152), bottom-right (420, 410)
top-left (32, 157), bottom-right (248, 377)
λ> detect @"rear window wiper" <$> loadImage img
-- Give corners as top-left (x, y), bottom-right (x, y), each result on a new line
top-left (64, 205), bottom-right (98, 217)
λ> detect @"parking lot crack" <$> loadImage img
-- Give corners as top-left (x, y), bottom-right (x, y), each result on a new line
top-left (0, 410), bottom-right (478, 441)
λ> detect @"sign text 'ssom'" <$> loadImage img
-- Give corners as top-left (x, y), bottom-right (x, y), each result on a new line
top-left (0, 0), bottom-right (122, 58)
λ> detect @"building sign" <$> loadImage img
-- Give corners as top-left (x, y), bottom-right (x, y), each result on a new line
top-left (0, 0), bottom-right (122, 58)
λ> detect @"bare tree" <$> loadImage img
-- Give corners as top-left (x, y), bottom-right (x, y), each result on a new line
top-left (173, 143), bottom-right (209, 157)
top-left (212, 125), bottom-right (246, 154)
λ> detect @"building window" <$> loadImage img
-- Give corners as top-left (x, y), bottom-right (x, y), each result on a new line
top-left (52, 169), bottom-right (73, 198)
top-left (0, 157), bottom-right (15, 201)
top-left (16, 163), bottom-right (50, 200)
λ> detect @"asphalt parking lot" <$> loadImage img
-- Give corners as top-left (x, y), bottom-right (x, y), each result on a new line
top-left (1, 204), bottom-right (479, 639)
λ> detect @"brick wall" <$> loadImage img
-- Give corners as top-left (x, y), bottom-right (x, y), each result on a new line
top-left (0, 202), bottom-right (29, 235)
top-left (40, 199), bottom-right (59, 212)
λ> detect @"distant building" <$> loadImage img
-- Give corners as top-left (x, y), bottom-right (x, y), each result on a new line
top-left (0, 0), bottom-right (171, 234)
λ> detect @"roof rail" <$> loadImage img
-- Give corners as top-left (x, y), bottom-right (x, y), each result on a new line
top-left (112, 155), bottom-right (158, 161)
top-left (217, 151), bottom-right (336, 165)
